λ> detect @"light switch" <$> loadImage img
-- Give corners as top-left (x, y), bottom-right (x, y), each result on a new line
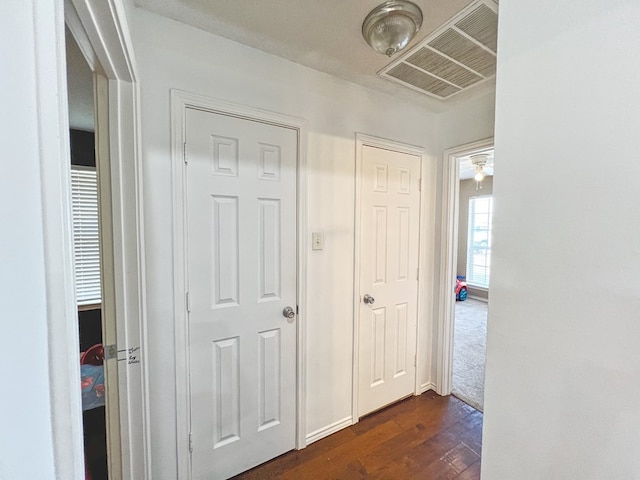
top-left (312, 232), bottom-right (323, 251)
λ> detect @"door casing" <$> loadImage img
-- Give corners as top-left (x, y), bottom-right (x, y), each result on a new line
top-left (64, 1), bottom-right (149, 478)
top-left (171, 90), bottom-right (308, 479)
top-left (352, 133), bottom-right (430, 423)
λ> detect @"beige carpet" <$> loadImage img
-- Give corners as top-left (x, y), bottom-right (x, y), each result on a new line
top-left (452, 298), bottom-right (487, 411)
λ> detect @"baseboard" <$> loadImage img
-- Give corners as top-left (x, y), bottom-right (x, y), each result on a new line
top-left (468, 295), bottom-right (488, 303)
top-left (305, 416), bottom-right (353, 445)
top-left (420, 382), bottom-right (436, 394)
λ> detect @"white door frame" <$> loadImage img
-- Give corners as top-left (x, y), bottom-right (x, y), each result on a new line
top-left (171, 90), bottom-right (308, 479)
top-left (352, 133), bottom-right (428, 422)
top-left (65, 1), bottom-right (149, 478)
top-left (435, 137), bottom-right (493, 396)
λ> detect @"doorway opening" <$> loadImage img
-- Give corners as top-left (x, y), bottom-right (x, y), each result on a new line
top-left (436, 139), bottom-right (493, 412)
top-left (65, 24), bottom-right (119, 480)
top-left (62, 1), bottom-right (148, 477)
top-left (452, 154), bottom-right (493, 411)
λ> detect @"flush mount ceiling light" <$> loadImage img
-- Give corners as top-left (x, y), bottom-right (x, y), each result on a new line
top-left (362, 1), bottom-right (423, 57)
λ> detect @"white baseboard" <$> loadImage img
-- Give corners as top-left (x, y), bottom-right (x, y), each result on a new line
top-left (467, 295), bottom-right (489, 303)
top-left (305, 416), bottom-right (353, 445)
top-left (420, 382), bottom-right (436, 394)
top-left (305, 384), bottom-right (439, 446)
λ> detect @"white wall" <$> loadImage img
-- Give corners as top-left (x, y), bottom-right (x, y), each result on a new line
top-left (429, 93), bottom-right (496, 383)
top-left (483, 1), bottom-right (640, 478)
top-left (438, 91), bottom-right (496, 153)
top-left (132, 9), bottom-right (440, 477)
top-left (0, 5), bottom-right (56, 478)
top-left (1, 1), bottom-right (84, 479)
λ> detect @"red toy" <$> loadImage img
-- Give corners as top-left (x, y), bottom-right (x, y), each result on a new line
top-left (455, 275), bottom-right (468, 301)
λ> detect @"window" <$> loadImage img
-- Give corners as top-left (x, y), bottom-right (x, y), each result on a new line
top-left (71, 166), bottom-right (101, 307)
top-left (466, 195), bottom-right (493, 288)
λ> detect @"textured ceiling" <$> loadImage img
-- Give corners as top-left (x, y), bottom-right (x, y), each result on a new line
top-left (133, 0), bottom-right (496, 112)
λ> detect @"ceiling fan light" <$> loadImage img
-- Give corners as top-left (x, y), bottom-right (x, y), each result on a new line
top-left (474, 170), bottom-right (485, 182)
top-left (470, 153), bottom-right (491, 166)
top-left (362, 1), bottom-right (423, 57)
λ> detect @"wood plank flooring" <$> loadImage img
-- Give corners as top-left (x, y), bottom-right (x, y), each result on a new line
top-left (232, 391), bottom-right (483, 479)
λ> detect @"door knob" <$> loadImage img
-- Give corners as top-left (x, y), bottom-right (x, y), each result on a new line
top-left (363, 294), bottom-right (375, 305)
top-left (283, 306), bottom-right (295, 320)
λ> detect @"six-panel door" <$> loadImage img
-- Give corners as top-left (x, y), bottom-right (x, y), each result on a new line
top-left (358, 145), bottom-right (421, 417)
top-left (185, 108), bottom-right (297, 479)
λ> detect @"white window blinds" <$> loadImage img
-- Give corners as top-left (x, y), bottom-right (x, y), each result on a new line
top-left (466, 195), bottom-right (493, 288)
top-left (71, 166), bottom-right (101, 307)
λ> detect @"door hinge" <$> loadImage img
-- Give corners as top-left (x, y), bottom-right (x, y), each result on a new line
top-left (189, 432), bottom-right (193, 453)
top-left (416, 267), bottom-right (419, 281)
top-left (418, 178), bottom-right (421, 191)
top-left (296, 305), bottom-right (299, 315)
top-left (186, 292), bottom-right (191, 313)
top-left (104, 344), bottom-right (117, 360)
top-left (183, 142), bottom-right (188, 164)
top-left (414, 354), bottom-right (417, 367)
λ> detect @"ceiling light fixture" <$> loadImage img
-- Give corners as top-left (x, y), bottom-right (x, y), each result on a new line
top-left (362, 1), bottom-right (423, 57)
top-left (470, 153), bottom-right (490, 186)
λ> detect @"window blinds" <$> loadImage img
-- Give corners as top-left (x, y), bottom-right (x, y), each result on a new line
top-left (71, 166), bottom-right (101, 307)
top-left (466, 195), bottom-right (493, 288)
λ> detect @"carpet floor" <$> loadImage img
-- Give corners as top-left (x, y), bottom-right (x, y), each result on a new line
top-left (452, 298), bottom-right (487, 411)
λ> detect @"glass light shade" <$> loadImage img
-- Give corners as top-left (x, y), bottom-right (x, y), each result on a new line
top-left (474, 170), bottom-right (485, 182)
top-left (363, 1), bottom-right (423, 57)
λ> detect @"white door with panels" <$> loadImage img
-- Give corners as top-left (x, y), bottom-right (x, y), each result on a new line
top-left (185, 108), bottom-right (297, 479)
top-left (358, 144), bottom-right (421, 417)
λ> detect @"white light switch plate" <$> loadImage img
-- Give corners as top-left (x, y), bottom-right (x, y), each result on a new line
top-left (312, 232), bottom-right (323, 251)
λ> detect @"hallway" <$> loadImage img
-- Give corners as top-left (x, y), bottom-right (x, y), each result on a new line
top-left (233, 391), bottom-right (482, 479)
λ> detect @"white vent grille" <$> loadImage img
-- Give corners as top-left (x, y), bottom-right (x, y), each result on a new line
top-left (387, 63), bottom-right (461, 97)
top-left (406, 47), bottom-right (482, 88)
top-left (379, 0), bottom-right (498, 100)
top-left (455, 3), bottom-right (498, 52)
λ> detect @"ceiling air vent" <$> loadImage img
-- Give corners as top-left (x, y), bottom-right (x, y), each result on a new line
top-left (379, 0), bottom-right (498, 100)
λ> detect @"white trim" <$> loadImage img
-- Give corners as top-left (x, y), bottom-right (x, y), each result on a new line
top-left (420, 382), bottom-right (437, 394)
top-left (466, 284), bottom-right (489, 292)
top-left (170, 90), bottom-right (308, 479)
top-left (468, 295), bottom-right (489, 303)
top-left (65, 1), bottom-right (149, 478)
top-left (436, 138), bottom-right (493, 396)
top-left (305, 417), bottom-right (353, 445)
top-left (296, 112), bottom-right (309, 452)
top-left (352, 133), bottom-right (427, 422)
top-left (170, 92), bottom-right (190, 480)
top-left (64, 0), bottom-right (99, 73)
top-left (67, 0), bottom-right (137, 82)
top-left (94, 72), bottom-right (124, 479)
top-left (417, 142), bottom-right (437, 397)
top-left (41, 1), bottom-right (86, 477)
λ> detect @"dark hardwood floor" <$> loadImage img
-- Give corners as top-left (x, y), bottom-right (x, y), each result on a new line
top-left (233, 391), bottom-right (483, 479)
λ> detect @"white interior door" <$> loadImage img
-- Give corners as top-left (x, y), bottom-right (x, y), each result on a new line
top-left (357, 144), bottom-right (421, 417)
top-left (185, 108), bottom-right (297, 479)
